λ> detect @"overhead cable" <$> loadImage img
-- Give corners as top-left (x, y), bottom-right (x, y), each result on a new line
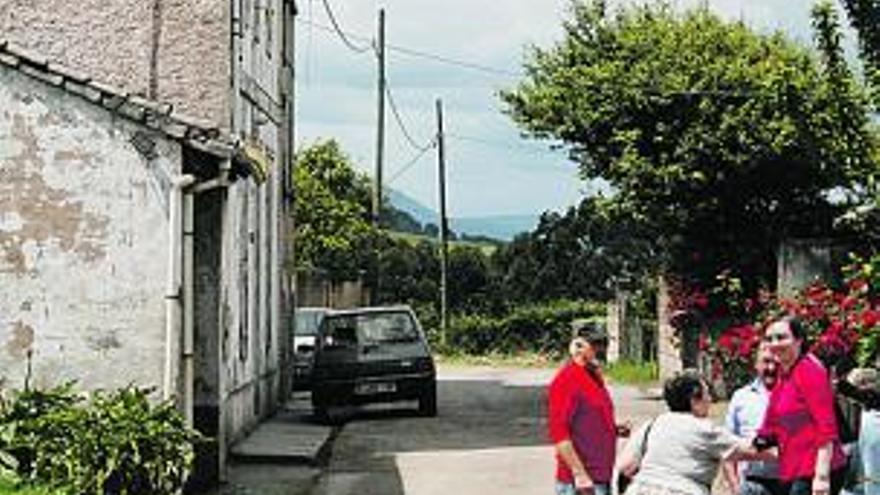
top-left (386, 83), bottom-right (434, 152)
top-left (319, 0), bottom-right (373, 54)
top-left (297, 17), bottom-right (521, 78)
top-left (387, 141), bottom-right (436, 184)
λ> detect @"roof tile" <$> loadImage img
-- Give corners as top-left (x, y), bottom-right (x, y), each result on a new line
top-left (4, 42), bottom-right (47, 67)
top-left (19, 64), bottom-right (63, 86)
top-left (63, 80), bottom-right (103, 103)
top-left (47, 63), bottom-right (90, 84)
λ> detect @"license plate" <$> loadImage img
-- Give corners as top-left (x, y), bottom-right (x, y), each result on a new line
top-left (355, 382), bottom-right (396, 395)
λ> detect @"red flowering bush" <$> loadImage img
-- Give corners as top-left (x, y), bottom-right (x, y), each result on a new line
top-left (669, 255), bottom-right (880, 395)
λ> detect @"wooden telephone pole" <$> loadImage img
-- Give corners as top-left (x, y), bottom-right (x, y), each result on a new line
top-left (371, 9), bottom-right (386, 305)
top-left (372, 8), bottom-right (386, 225)
top-left (436, 98), bottom-right (448, 346)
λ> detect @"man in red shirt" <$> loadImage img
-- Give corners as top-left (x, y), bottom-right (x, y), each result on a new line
top-left (548, 320), bottom-right (629, 495)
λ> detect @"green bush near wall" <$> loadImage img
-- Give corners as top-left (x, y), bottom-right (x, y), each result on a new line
top-left (439, 300), bottom-right (606, 356)
top-left (0, 383), bottom-right (200, 495)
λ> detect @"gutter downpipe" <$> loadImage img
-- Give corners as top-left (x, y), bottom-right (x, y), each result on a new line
top-left (182, 188), bottom-right (195, 427)
top-left (164, 175), bottom-right (196, 403)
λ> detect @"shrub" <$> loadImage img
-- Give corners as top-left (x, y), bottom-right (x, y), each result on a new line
top-left (604, 360), bottom-right (659, 385)
top-left (0, 384), bottom-right (200, 495)
top-left (443, 300), bottom-right (606, 356)
top-left (673, 254), bottom-right (880, 395)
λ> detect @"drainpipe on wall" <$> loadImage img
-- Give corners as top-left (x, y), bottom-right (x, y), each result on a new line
top-left (182, 189), bottom-right (195, 427)
top-left (164, 175), bottom-right (196, 403)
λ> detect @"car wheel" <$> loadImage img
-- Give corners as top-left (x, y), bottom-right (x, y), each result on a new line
top-left (418, 382), bottom-right (437, 417)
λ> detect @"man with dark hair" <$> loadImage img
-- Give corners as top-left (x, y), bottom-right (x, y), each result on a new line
top-left (548, 320), bottom-right (629, 495)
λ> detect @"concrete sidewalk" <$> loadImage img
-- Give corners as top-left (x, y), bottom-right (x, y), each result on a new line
top-left (229, 392), bottom-right (333, 466)
top-left (208, 393), bottom-right (331, 495)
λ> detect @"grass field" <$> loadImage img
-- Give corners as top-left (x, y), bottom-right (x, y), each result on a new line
top-left (388, 231), bottom-right (499, 256)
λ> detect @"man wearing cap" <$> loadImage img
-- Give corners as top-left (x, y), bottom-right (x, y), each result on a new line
top-left (548, 320), bottom-right (628, 495)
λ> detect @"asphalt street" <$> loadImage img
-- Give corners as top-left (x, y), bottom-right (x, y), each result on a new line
top-left (307, 365), bottom-right (667, 495)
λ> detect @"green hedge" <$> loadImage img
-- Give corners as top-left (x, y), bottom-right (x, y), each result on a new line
top-left (0, 383), bottom-right (200, 495)
top-left (440, 300), bottom-right (606, 355)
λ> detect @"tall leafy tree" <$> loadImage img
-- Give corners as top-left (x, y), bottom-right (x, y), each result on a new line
top-left (492, 196), bottom-right (660, 303)
top-left (501, 1), bottom-right (878, 284)
top-left (293, 140), bottom-right (381, 281)
top-left (839, 0), bottom-right (880, 105)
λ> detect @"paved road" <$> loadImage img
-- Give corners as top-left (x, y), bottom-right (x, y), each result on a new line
top-left (308, 365), bottom-right (666, 495)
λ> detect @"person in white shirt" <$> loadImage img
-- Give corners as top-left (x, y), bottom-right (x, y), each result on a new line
top-left (724, 343), bottom-right (782, 495)
top-left (616, 371), bottom-right (771, 495)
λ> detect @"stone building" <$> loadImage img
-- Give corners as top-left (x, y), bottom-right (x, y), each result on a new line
top-left (0, 0), bottom-right (297, 482)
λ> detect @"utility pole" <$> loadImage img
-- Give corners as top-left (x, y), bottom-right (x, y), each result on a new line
top-left (372, 8), bottom-right (386, 226)
top-left (371, 9), bottom-right (386, 306)
top-left (436, 98), bottom-right (448, 347)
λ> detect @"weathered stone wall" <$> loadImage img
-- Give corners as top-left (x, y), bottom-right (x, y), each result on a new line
top-left (0, 0), bottom-right (231, 127)
top-left (777, 238), bottom-right (833, 298)
top-left (220, 0), bottom-right (288, 446)
top-left (0, 67), bottom-right (180, 391)
top-left (0, 0), bottom-right (294, 467)
top-left (657, 275), bottom-right (683, 380)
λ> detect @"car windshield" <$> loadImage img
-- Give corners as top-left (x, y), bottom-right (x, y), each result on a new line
top-left (294, 309), bottom-right (324, 336)
top-left (323, 311), bottom-right (420, 345)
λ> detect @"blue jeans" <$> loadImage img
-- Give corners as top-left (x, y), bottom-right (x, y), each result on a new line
top-left (861, 410), bottom-right (880, 495)
top-left (556, 482), bottom-right (611, 495)
top-left (782, 468), bottom-right (846, 495)
top-left (740, 477), bottom-right (784, 495)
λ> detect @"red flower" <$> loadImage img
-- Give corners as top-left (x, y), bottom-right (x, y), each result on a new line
top-left (849, 278), bottom-right (869, 294)
top-left (860, 309), bottom-right (880, 328)
top-left (698, 333), bottom-right (710, 352)
top-left (840, 296), bottom-right (858, 311)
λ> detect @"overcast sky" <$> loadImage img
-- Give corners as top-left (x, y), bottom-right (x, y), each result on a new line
top-left (295, 0), bottom-right (850, 218)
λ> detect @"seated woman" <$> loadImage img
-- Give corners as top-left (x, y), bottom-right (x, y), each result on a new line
top-left (616, 371), bottom-right (772, 495)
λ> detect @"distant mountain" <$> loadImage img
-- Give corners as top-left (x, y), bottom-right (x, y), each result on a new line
top-left (450, 215), bottom-right (538, 242)
top-left (387, 189), bottom-right (437, 226)
top-left (387, 189), bottom-right (538, 241)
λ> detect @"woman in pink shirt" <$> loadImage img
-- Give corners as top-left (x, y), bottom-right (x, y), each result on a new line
top-left (756, 316), bottom-right (848, 495)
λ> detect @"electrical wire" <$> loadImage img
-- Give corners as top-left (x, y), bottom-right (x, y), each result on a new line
top-left (386, 44), bottom-right (521, 78)
top-left (445, 132), bottom-right (566, 156)
top-left (385, 83), bottom-right (434, 152)
top-left (319, 0), bottom-right (373, 54)
top-left (296, 18), bottom-right (773, 95)
top-left (387, 141), bottom-right (436, 184)
top-left (297, 17), bottom-right (521, 78)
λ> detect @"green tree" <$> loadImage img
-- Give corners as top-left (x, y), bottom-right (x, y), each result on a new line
top-left (293, 140), bottom-right (382, 281)
top-left (492, 196), bottom-right (659, 303)
top-left (839, 0), bottom-right (880, 105)
top-left (501, 1), bottom-right (878, 284)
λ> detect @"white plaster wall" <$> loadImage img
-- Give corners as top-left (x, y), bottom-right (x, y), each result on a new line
top-left (0, 68), bottom-right (180, 391)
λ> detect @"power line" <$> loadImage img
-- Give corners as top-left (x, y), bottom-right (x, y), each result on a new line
top-left (319, 0), bottom-right (372, 54)
top-left (386, 82), bottom-right (434, 152)
top-left (445, 132), bottom-right (567, 157)
top-left (296, 17), bottom-right (521, 78)
top-left (387, 141), bottom-right (436, 184)
top-left (387, 44), bottom-right (521, 78)
top-left (296, 18), bottom-right (770, 98)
